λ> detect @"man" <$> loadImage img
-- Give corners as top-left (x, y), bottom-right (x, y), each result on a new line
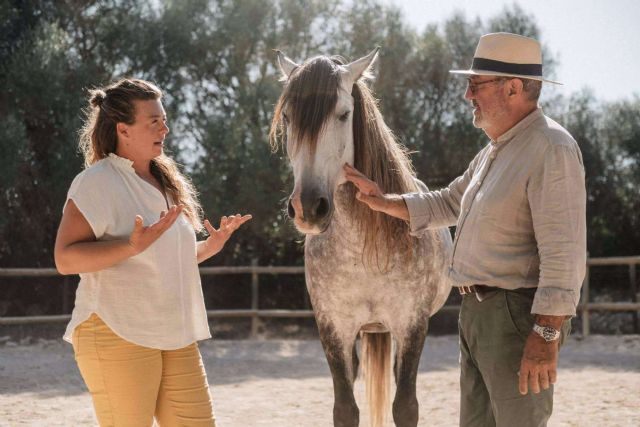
top-left (344, 33), bottom-right (586, 427)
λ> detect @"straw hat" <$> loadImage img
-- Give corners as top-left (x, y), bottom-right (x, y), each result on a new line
top-left (450, 32), bottom-right (561, 85)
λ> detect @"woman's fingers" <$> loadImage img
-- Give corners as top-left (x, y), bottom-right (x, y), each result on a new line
top-left (204, 219), bottom-right (215, 234)
top-left (128, 206), bottom-right (187, 254)
top-left (227, 214), bottom-right (252, 231)
top-left (235, 214), bottom-right (252, 227)
top-left (160, 206), bottom-right (182, 229)
top-left (130, 215), bottom-right (144, 238)
top-left (148, 205), bottom-right (182, 234)
top-left (205, 214), bottom-right (252, 236)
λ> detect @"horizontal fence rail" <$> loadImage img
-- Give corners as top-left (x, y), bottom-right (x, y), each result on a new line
top-left (1, 256), bottom-right (639, 336)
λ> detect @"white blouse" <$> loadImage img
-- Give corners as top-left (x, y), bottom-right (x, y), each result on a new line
top-left (62, 153), bottom-right (211, 350)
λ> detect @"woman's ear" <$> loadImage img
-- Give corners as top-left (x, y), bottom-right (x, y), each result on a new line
top-left (116, 122), bottom-right (129, 139)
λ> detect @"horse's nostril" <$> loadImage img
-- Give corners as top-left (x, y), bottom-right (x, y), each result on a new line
top-left (315, 197), bottom-right (329, 218)
top-left (287, 198), bottom-right (296, 219)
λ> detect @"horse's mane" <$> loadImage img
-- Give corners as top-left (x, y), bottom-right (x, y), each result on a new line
top-left (270, 55), bottom-right (418, 268)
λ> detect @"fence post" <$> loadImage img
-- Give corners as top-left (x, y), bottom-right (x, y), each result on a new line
top-left (581, 261), bottom-right (590, 337)
top-left (250, 258), bottom-right (259, 338)
top-left (630, 263), bottom-right (638, 333)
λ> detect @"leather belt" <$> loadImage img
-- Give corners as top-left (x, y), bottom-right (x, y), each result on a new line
top-left (458, 284), bottom-right (500, 302)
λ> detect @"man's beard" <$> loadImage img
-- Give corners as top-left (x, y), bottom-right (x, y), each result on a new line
top-left (472, 102), bottom-right (484, 128)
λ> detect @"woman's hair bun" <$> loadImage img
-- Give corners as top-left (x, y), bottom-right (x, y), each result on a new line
top-left (89, 89), bottom-right (107, 108)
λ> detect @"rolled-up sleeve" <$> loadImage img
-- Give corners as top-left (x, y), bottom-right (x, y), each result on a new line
top-left (528, 141), bottom-right (587, 316)
top-left (403, 151), bottom-right (480, 236)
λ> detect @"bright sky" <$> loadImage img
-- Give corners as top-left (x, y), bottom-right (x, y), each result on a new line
top-left (385, 0), bottom-right (639, 102)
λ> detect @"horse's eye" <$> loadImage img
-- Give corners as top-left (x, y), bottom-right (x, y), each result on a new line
top-left (339, 111), bottom-right (350, 122)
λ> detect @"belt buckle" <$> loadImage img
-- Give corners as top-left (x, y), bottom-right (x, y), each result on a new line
top-left (459, 285), bottom-right (472, 295)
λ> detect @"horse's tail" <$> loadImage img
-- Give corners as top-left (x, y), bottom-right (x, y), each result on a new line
top-left (361, 331), bottom-right (392, 427)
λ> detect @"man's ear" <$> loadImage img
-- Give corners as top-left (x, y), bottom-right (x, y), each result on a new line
top-left (509, 79), bottom-right (524, 97)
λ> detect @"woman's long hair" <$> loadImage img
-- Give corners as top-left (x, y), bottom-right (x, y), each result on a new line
top-left (79, 78), bottom-right (203, 230)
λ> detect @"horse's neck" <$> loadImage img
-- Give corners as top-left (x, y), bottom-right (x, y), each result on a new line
top-left (332, 183), bottom-right (353, 217)
top-left (323, 185), bottom-right (360, 241)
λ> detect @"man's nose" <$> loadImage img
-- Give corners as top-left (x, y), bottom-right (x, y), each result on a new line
top-left (464, 85), bottom-right (474, 101)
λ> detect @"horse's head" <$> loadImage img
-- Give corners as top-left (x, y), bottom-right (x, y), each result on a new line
top-left (270, 49), bottom-right (379, 234)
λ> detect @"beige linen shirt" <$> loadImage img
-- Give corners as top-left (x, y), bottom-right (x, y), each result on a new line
top-left (62, 153), bottom-right (211, 349)
top-left (403, 108), bottom-right (586, 316)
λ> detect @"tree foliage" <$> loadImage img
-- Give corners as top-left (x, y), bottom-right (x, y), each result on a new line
top-left (0, 1), bottom-right (637, 315)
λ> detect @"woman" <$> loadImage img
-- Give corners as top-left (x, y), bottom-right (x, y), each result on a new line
top-left (54, 78), bottom-right (250, 426)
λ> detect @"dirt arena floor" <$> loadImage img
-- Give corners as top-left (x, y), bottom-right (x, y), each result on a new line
top-left (0, 335), bottom-right (638, 426)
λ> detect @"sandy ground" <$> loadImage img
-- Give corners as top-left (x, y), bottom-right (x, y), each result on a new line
top-left (0, 335), bottom-right (638, 427)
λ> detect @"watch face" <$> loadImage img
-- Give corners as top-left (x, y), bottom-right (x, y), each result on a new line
top-left (542, 327), bottom-right (556, 341)
top-left (534, 324), bottom-right (560, 341)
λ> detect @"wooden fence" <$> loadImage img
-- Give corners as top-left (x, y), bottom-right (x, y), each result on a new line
top-left (1, 256), bottom-right (638, 337)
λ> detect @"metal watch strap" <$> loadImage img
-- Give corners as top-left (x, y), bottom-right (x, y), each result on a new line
top-left (532, 323), bottom-right (561, 342)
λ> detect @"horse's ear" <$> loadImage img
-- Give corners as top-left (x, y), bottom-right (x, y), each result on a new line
top-left (345, 47), bottom-right (380, 84)
top-left (276, 50), bottom-right (299, 80)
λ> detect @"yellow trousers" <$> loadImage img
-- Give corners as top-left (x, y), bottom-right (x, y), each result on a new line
top-left (72, 314), bottom-right (216, 427)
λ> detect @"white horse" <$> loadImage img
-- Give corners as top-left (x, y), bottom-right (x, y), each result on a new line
top-left (270, 48), bottom-right (452, 427)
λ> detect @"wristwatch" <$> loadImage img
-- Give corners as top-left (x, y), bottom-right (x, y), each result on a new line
top-left (532, 323), bottom-right (561, 342)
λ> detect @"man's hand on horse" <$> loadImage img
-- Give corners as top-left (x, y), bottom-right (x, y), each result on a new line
top-left (343, 163), bottom-right (410, 221)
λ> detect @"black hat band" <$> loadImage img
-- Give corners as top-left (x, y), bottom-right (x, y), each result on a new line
top-left (472, 57), bottom-right (542, 76)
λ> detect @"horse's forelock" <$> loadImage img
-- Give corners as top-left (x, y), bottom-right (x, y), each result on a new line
top-left (281, 56), bottom-right (341, 154)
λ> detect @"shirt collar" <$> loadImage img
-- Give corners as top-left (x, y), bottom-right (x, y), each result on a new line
top-left (107, 152), bottom-right (135, 172)
top-left (492, 107), bottom-right (544, 147)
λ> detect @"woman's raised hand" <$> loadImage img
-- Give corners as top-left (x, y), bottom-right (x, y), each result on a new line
top-left (202, 214), bottom-right (252, 257)
top-left (128, 205), bottom-right (184, 255)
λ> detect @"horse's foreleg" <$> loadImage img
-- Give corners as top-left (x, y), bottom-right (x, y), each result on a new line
top-left (392, 320), bottom-right (428, 427)
top-left (317, 320), bottom-right (359, 427)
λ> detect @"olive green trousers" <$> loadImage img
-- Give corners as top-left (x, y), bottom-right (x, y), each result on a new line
top-left (458, 288), bottom-right (571, 427)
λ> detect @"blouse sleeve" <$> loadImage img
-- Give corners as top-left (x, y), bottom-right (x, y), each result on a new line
top-left (64, 170), bottom-right (112, 239)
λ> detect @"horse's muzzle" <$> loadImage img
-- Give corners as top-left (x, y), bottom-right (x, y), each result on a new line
top-left (288, 191), bottom-right (333, 234)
